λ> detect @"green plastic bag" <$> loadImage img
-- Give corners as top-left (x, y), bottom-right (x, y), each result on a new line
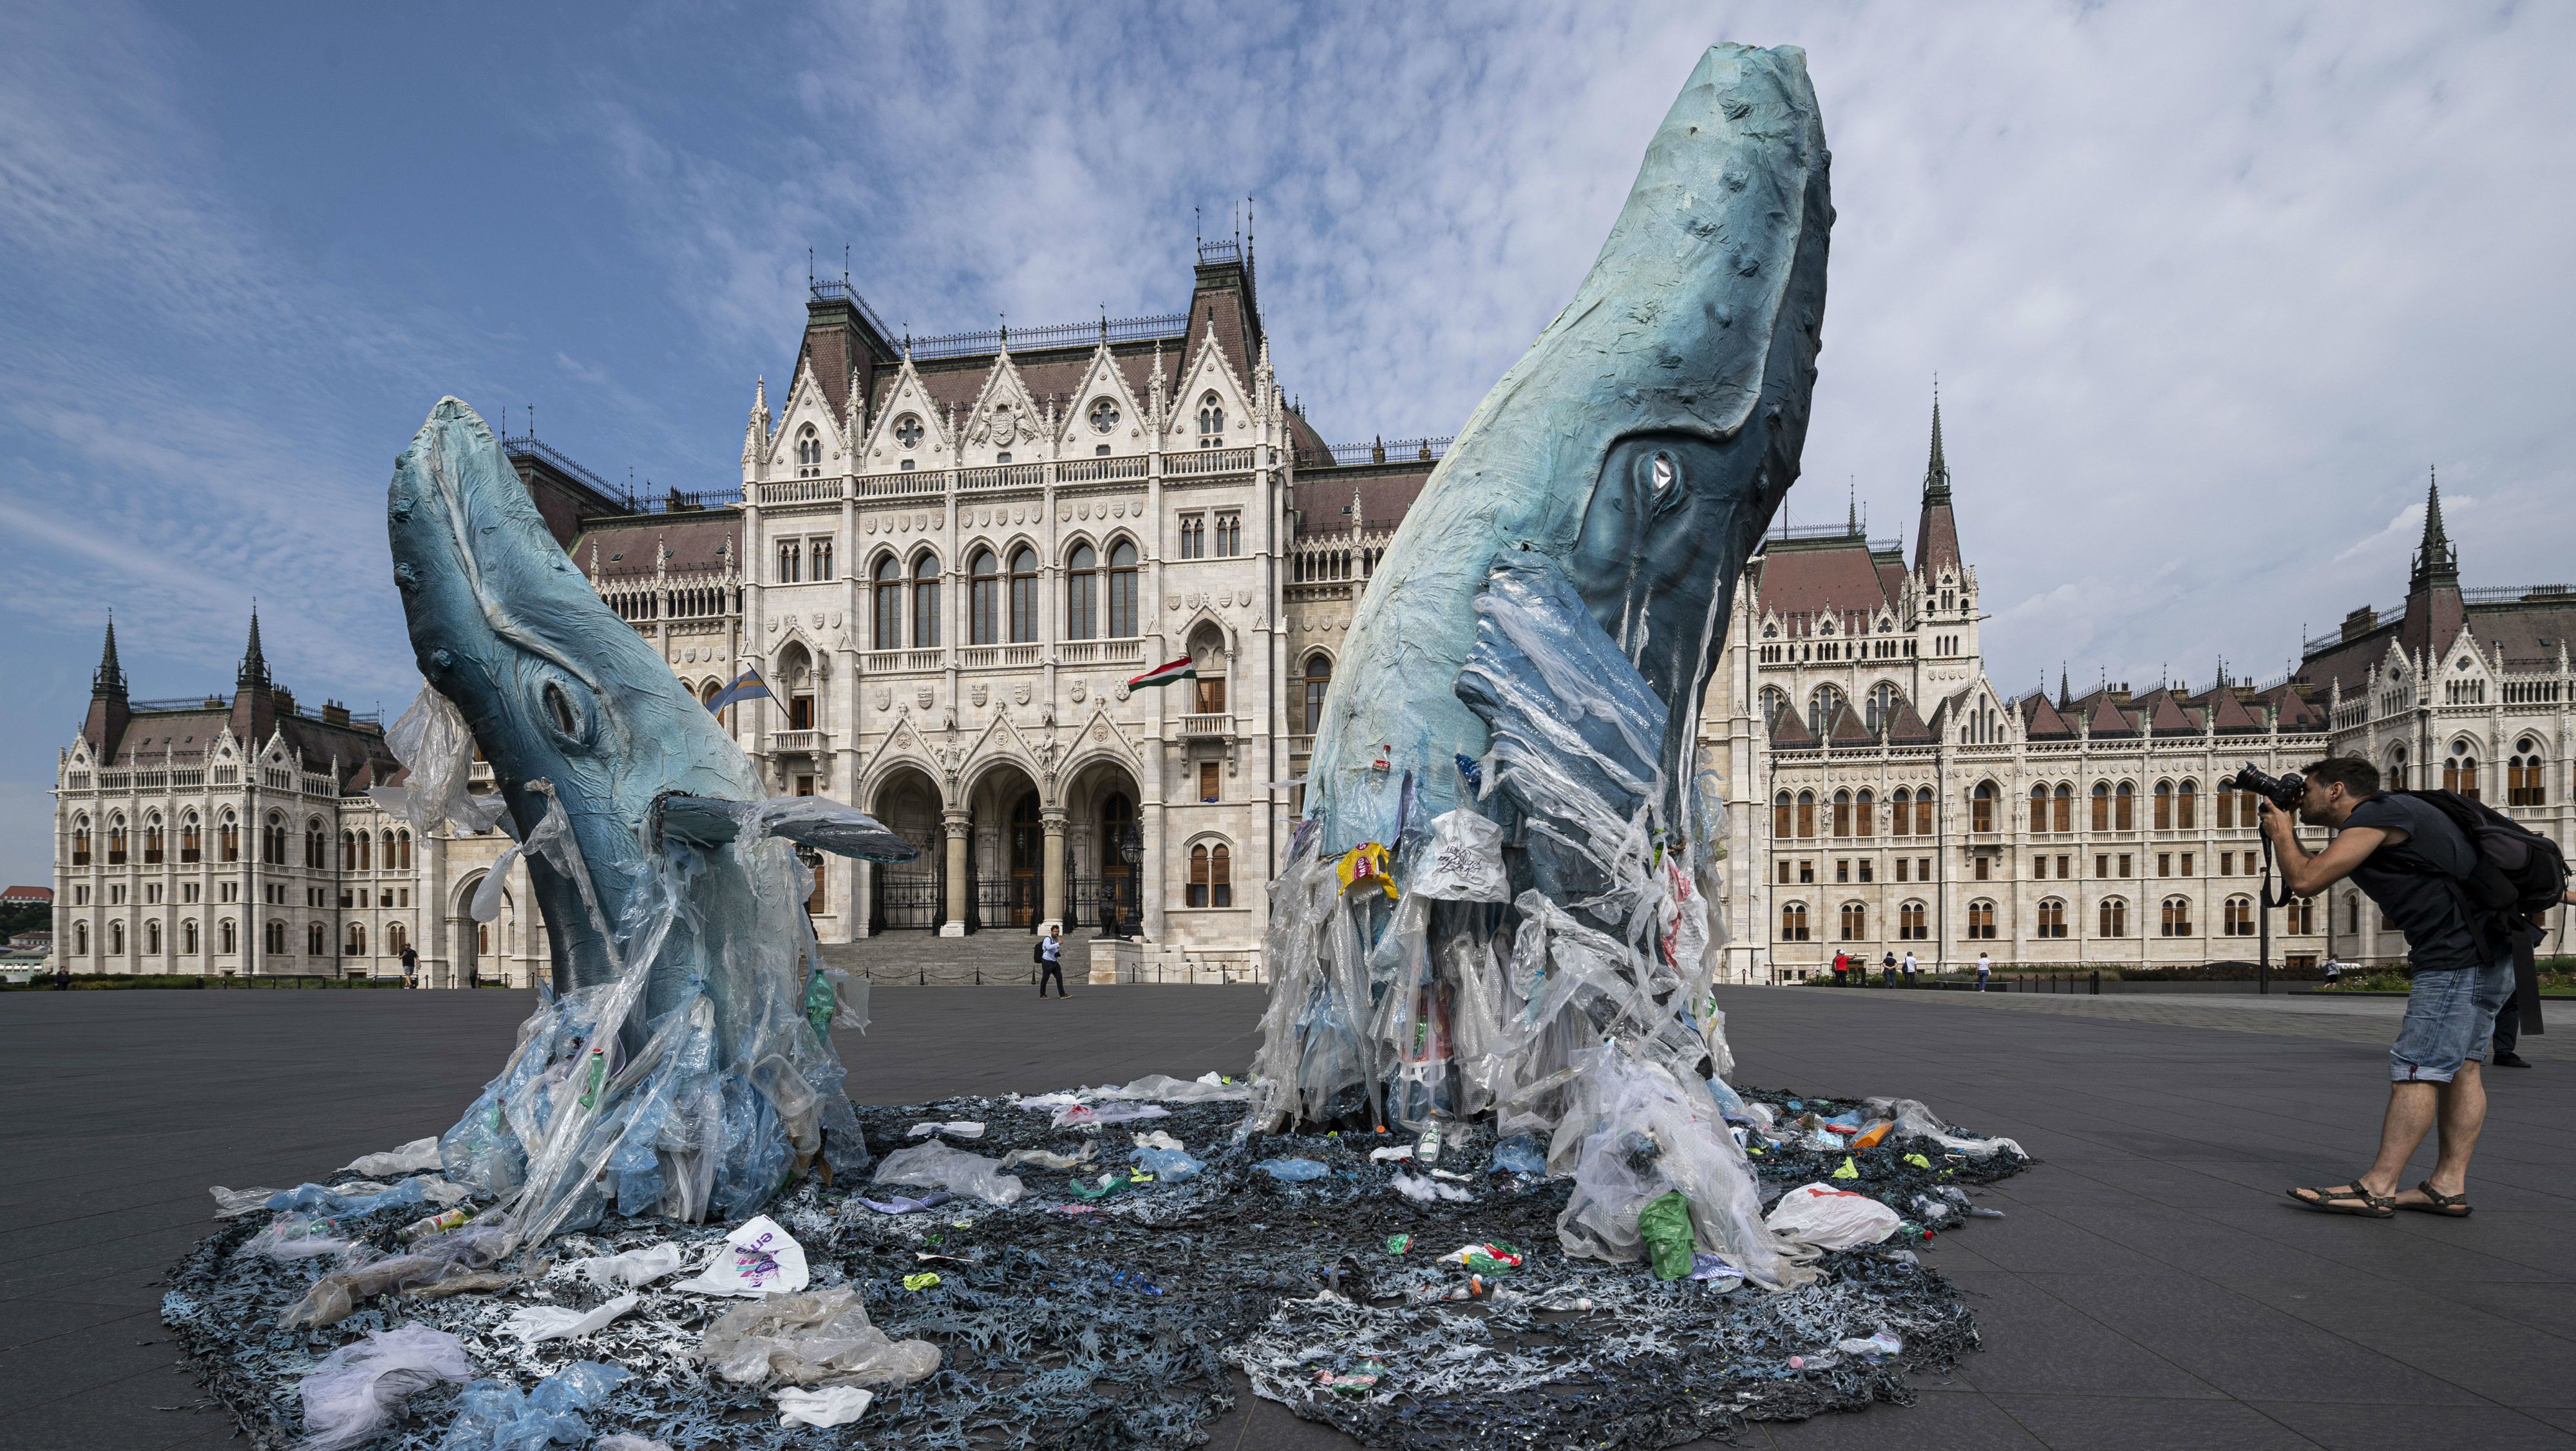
top-left (1638, 1190), bottom-right (1696, 1281)
top-left (804, 970), bottom-right (837, 1041)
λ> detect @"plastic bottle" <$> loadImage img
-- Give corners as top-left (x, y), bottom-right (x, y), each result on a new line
top-left (399, 1206), bottom-right (471, 1242)
top-left (576, 1047), bottom-right (606, 1109)
top-left (1415, 1119), bottom-right (1444, 1166)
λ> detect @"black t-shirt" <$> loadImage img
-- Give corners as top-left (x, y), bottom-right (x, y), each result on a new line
top-left (2342, 794), bottom-right (2483, 971)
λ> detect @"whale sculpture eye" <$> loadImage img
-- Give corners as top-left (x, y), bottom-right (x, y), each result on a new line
top-left (536, 678), bottom-right (593, 747)
top-left (1651, 453), bottom-right (1677, 495)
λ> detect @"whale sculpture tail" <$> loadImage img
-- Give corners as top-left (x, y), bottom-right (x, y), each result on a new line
top-left (1244, 43), bottom-right (1831, 1291)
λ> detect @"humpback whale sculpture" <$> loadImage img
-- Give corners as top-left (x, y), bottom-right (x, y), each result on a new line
top-left (1245, 43), bottom-right (1833, 1289)
top-left (384, 399), bottom-right (916, 1242)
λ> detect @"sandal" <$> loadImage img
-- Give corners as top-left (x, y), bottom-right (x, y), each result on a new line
top-left (2286, 1181), bottom-right (2396, 1218)
top-left (2398, 1181), bottom-right (2472, 1218)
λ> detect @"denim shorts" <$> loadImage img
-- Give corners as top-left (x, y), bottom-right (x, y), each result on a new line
top-left (2389, 952), bottom-right (2516, 1083)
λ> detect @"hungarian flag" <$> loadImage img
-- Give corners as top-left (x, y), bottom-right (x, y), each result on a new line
top-left (1127, 656), bottom-right (1197, 690)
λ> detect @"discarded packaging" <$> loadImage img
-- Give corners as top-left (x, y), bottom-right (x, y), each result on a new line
top-left (1255, 1157), bottom-right (1329, 1182)
top-left (1637, 1191), bottom-right (1698, 1280)
top-left (501, 1292), bottom-right (641, 1345)
top-left (440, 1361), bottom-right (630, 1451)
top-left (855, 1192), bottom-right (953, 1214)
top-left (700, 1285), bottom-right (942, 1388)
top-left (569, 1241), bottom-right (692, 1289)
top-left (1389, 1170), bottom-right (1470, 1204)
top-left (670, 1215), bottom-right (809, 1297)
top-left (907, 1121), bottom-right (987, 1140)
top-left (1765, 1183), bottom-right (1903, 1249)
top-left (339, 1137), bottom-right (445, 1178)
top-left (774, 1385), bottom-right (875, 1428)
top-left (291, 1322), bottom-right (477, 1451)
top-left (870, 1142), bottom-right (1029, 1206)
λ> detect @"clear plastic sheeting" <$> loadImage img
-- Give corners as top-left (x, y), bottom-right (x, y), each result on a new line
top-left (1865, 1097), bottom-right (2028, 1161)
top-left (339, 1137), bottom-right (444, 1178)
top-left (869, 1142), bottom-right (1028, 1206)
top-left (370, 685), bottom-right (506, 838)
top-left (699, 1285), bottom-right (943, 1389)
top-left (441, 1361), bottom-right (630, 1451)
top-left (290, 1322), bottom-right (477, 1451)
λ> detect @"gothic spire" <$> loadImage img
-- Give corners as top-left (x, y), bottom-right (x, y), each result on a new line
top-left (1922, 386), bottom-right (1951, 504)
top-left (237, 605), bottom-right (270, 692)
top-left (91, 613), bottom-right (126, 700)
top-left (1911, 385), bottom-right (1964, 575)
top-left (2410, 465), bottom-right (2458, 591)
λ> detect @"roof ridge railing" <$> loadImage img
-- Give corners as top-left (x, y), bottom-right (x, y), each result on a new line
top-left (501, 433), bottom-right (620, 499)
top-left (129, 696), bottom-right (230, 712)
top-left (1307, 437), bottom-right (1452, 467)
top-left (904, 312), bottom-right (1189, 361)
top-left (2463, 583), bottom-right (2576, 605)
top-left (806, 279), bottom-right (896, 340)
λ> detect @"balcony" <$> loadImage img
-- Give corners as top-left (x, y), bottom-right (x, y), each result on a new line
top-left (957, 462), bottom-right (1049, 493)
top-left (863, 648), bottom-right (945, 673)
top-left (1179, 713), bottom-right (1235, 740)
top-left (1167, 446), bottom-right (1255, 478)
top-left (757, 477), bottom-right (846, 506)
top-left (1057, 638), bottom-right (1145, 667)
top-left (854, 470), bottom-right (945, 500)
top-left (770, 729), bottom-right (828, 755)
top-left (959, 643), bottom-right (1041, 670)
top-left (1056, 455), bottom-right (1150, 484)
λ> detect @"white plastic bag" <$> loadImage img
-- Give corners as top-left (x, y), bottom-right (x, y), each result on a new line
top-left (906, 1121), bottom-right (986, 1140)
top-left (570, 1242), bottom-right (691, 1289)
top-left (1764, 1182), bottom-right (1902, 1249)
top-left (702, 1286), bottom-right (942, 1388)
top-left (774, 1385), bottom-right (875, 1428)
top-left (292, 1322), bottom-right (477, 1451)
top-left (1413, 809), bottom-right (1511, 902)
top-left (501, 1292), bottom-right (640, 1344)
top-left (1865, 1097), bottom-right (2027, 1160)
top-left (339, 1137), bottom-right (444, 1177)
top-left (870, 1143), bottom-right (1027, 1205)
top-left (670, 1215), bottom-right (810, 1297)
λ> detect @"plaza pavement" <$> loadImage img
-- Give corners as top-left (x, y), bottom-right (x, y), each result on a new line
top-left (0, 983), bottom-right (2566, 1450)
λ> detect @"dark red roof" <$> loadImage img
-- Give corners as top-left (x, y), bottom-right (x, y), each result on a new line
top-left (1752, 538), bottom-right (1898, 621)
top-left (575, 513), bottom-right (743, 581)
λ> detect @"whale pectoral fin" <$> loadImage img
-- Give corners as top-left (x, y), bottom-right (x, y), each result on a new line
top-left (659, 795), bottom-right (747, 848)
top-left (752, 797), bottom-right (923, 864)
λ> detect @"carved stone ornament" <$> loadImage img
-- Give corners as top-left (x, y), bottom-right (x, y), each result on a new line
top-left (971, 684), bottom-right (989, 707)
top-left (767, 618), bottom-right (780, 633)
top-left (1115, 684), bottom-right (1131, 701)
top-left (1165, 595), bottom-right (1181, 611)
top-left (1070, 679), bottom-right (1087, 703)
top-left (874, 687), bottom-right (892, 710)
top-left (916, 686), bottom-right (934, 709)
top-left (864, 518), bottom-right (876, 534)
top-left (810, 613), bottom-right (824, 630)
top-left (1012, 683), bottom-right (1030, 706)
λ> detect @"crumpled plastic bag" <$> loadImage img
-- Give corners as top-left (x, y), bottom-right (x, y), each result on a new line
top-left (594, 1437), bottom-right (675, 1451)
top-left (1255, 1157), bottom-right (1329, 1182)
top-left (1052, 1101), bottom-right (1173, 1129)
top-left (907, 1121), bottom-right (985, 1139)
top-left (211, 1186), bottom-right (281, 1219)
top-left (1866, 1097), bottom-right (2027, 1160)
top-left (700, 1286), bottom-right (942, 1389)
top-left (775, 1385), bottom-right (876, 1428)
top-left (440, 1361), bottom-right (629, 1451)
top-left (1488, 1136), bottom-right (1547, 1176)
top-left (501, 1293), bottom-right (641, 1344)
top-left (1132, 1145), bottom-right (1204, 1181)
top-left (340, 1137), bottom-right (444, 1178)
top-left (1390, 1170), bottom-right (1471, 1204)
top-left (1092, 1072), bottom-right (1251, 1103)
top-left (999, 1144), bottom-right (1095, 1172)
top-left (279, 1223), bottom-right (515, 1329)
top-left (1637, 1191), bottom-right (1696, 1280)
top-left (1764, 1182), bottom-right (1903, 1248)
top-left (267, 1179), bottom-right (428, 1219)
top-left (870, 1143), bottom-right (1028, 1205)
top-left (671, 1215), bottom-right (810, 1297)
top-left (292, 1322), bottom-right (477, 1451)
top-left (1411, 808), bottom-right (1511, 902)
top-left (373, 686), bottom-right (506, 839)
top-left (242, 1216), bottom-right (363, 1262)
top-left (569, 1242), bottom-right (690, 1289)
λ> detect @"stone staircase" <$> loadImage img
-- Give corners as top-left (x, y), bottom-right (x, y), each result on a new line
top-left (817, 929), bottom-right (1092, 988)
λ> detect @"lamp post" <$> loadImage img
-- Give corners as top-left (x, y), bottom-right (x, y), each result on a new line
top-left (1117, 826), bottom-right (1141, 938)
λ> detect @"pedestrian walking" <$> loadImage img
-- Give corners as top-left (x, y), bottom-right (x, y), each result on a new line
top-left (400, 944), bottom-right (419, 989)
top-left (1036, 925), bottom-right (1068, 999)
top-left (1901, 949), bottom-right (1918, 987)
top-left (1975, 952), bottom-right (1991, 991)
top-left (1880, 951), bottom-right (1897, 987)
top-left (2270, 757), bottom-right (2523, 1218)
top-left (1830, 950), bottom-right (1850, 986)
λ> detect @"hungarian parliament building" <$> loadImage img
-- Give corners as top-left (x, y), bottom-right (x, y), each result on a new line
top-left (48, 242), bottom-right (2576, 983)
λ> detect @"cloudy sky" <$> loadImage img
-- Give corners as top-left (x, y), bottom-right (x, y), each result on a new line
top-left (3, 1), bottom-right (2571, 884)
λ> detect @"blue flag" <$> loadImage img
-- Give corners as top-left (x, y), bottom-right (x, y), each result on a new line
top-left (705, 669), bottom-right (772, 712)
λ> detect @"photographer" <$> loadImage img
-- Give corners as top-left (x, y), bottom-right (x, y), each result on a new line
top-left (2263, 756), bottom-right (2514, 1219)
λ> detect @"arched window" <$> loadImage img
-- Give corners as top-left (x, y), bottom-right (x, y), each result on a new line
top-left (74, 921), bottom-right (89, 954)
top-left (2387, 745), bottom-right (2409, 791)
top-left (1899, 900), bottom-right (1927, 940)
top-left (306, 820), bottom-right (327, 869)
top-left (182, 918), bottom-right (198, 953)
top-left (2037, 898), bottom-right (2067, 938)
top-left (1197, 392), bottom-right (1225, 448)
top-left (1890, 787), bottom-right (1913, 837)
top-left (2154, 781), bottom-right (2174, 830)
top-left (968, 549), bottom-right (999, 645)
top-left (388, 922), bottom-right (409, 954)
top-left (1302, 654), bottom-right (1332, 734)
top-left (1911, 787), bottom-right (1933, 836)
top-left (2508, 739), bottom-right (2546, 808)
top-left (1065, 544), bottom-right (1098, 641)
top-left (356, 831), bottom-right (370, 871)
top-left (220, 918), bottom-right (236, 954)
top-left (1795, 790), bottom-right (1816, 839)
top-left (1187, 843), bottom-right (1233, 907)
top-left (2030, 784), bottom-right (2050, 833)
top-left (108, 919), bottom-right (125, 955)
top-left (261, 812), bottom-right (285, 866)
top-left (1106, 540), bottom-right (1139, 637)
top-left (1966, 899), bottom-right (1997, 938)
top-left (2443, 741), bottom-right (2479, 799)
top-left (794, 423), bottom-right (821, 477)
top-left (2224, 896), bottom-right (2255, 936)
top-left (1839, 901), bottom-right (1867, 940)
top-left (396, 830), bottom-right (412, 869)
top-left (143, 816), bottom-right (164, 865)
top-left (2116, 782), bottom-right (2136, 831)
top-left (346, 923), bottom-right (367, 956)
top-left (2161, 895), bottom-right (2193, 937)
top-left (340, 831), bottom-right (357, 871)
top-left (873, 555), bottom-right (904, 647)
top-left (1779, 902), bottom-right (1809, 941)
top-left (1773, 791), bottom-right (1793, 839)
top-left (180, 811), bottom-right (201, 863)
top-left (913, 553), bottom-right (942, 647)
top-left (1855, 788), bottom-right (1875, 839)
top-left (2286, 897), bottom-right (2315, 934)
top-left (2092, 781), bottom-right (2110, 831)
top-left (71, 815), bottom-right (91, 866)
top-left (1864, 681), bottom-right (1900, 735)
top-left (2176, 779), bottom-right (2197, 830)
top-left (107, 815), bottom-right (128, 865)
top-left (1971, 781), bottom-right (1996, 835)
top-left (1832, 790), bottom-right (1853, 837)
top-left (2052, 782), bottom-right (2072, 833)
top-left (220, 811), bottom-right (241, 863)
top-left (2099, 898), bottom-right (2128, 937)
top-left (1806, 685), bottom-right (1845, 737)
top-left (1758, 687), bottom-right (1790, 731)
top-left (307, 922), bottom-right (327, 956)
top-left (1007, 547), bottom-right (1039, 643)
top-left (265, 920), bottom-right (287, 954)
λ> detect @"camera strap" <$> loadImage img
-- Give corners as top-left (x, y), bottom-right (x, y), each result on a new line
top-left (2257, 834), bottom-right (2296, 911)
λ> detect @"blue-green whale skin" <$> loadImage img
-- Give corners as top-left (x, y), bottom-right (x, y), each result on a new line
top-left (1307, 43), bottom-right (1830, 851)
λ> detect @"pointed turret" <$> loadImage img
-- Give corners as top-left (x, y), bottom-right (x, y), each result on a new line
top-left (2409, 467), bottom-right (2457, 591)
top-left (80, 614), bottom-right (131, 757)
top-left (91, 614), bottom-right (126, 700)
top-left (1912, 390), bottom-right (1963, 575)
top-left (236, 606), bottom-right (270, 691)
top-left (228, 604), bottom-right (279, 748)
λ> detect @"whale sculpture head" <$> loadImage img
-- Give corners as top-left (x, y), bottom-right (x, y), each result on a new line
top-left (1307, 43), bottom-right (1831, 849)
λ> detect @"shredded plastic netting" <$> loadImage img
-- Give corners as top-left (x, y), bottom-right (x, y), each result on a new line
top-left (167, 1083), bottom-right (2026, 1450)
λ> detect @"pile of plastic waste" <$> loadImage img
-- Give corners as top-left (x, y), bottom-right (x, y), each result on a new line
top-left (167, 1068), bottom-right (2025, 1450)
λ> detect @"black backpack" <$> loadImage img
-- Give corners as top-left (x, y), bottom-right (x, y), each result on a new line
top-left (2394, 789), bottom-right (2570, 922)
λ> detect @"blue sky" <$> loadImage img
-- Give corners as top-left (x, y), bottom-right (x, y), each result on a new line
top-left (4, 1), bottom-right (2573, 884)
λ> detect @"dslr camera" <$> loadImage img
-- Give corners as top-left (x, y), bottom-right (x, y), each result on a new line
top-left (2222, 764), bottom-right (2306, 811)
